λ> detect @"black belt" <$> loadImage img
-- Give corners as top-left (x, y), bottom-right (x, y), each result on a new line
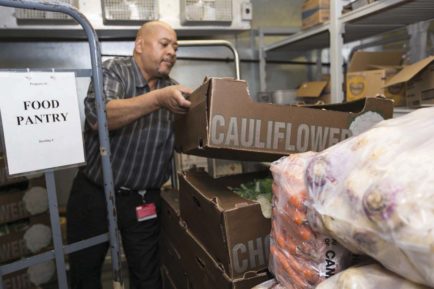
top-left (115, 187), bottom-right (160, 197)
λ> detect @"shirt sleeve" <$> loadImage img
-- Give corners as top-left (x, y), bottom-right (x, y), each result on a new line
top-left (84, 59), bottom-right (125, 127)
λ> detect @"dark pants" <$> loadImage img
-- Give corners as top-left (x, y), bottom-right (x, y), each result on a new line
top-left (66, 171), bottom-right (162, 289)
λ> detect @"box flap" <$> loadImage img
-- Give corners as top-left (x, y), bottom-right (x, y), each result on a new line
top-left (348, 51), bottom-right (403, 72)
top-left (296, 81), bottom-right (328, 98)
top-left (385, 56), bottom-right (434, 87)
top-left (174, 80), bottom-right (211, 152)
top-left (181, 170), bottom-right (268, 211)
top-left (368, 64), bottom-right (401, 70)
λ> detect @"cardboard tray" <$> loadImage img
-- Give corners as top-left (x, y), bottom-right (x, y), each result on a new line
top-left (175, 78), bottom-right (393, 162)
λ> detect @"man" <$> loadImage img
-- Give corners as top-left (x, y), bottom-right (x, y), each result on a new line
top-left (66, 21), bottom-right (191, 289)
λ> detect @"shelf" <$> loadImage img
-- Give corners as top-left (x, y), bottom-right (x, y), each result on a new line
top-left (264, 24), bottom-right (329, 53)
top-left (343, 0), bottom-right (434, 43)
top-left (264, 0), bottom-right (434, 54)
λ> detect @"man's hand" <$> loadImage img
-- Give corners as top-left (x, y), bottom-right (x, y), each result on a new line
top-left (156, 85), bottom-right (192, 114)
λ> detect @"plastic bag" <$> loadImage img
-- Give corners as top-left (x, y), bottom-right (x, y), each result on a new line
top-left (269, 152), bottom-right (351, 289)
top-left (306, 107), bottom-right (434, 286)
top-left (316, 264), bottom-right (430, 289)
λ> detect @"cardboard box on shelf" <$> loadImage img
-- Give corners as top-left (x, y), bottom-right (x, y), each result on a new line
top-left (0, 184), bottom-right (48, 225)
top-left (174, 78), bottom-right (394, 162)
top-left (161, 189), bottom-right (269, 289)
top-left (302, 0), bottom-right (330, 29)
top-left (178, 170), bottom-right (271, 279)
top-left (3, 270), bottom-right (38, 289)
top-left (346, 51), bottom-right (405, 105)
top-left (0, 214), bottom-right (51, 264)
top-left (3, 261), bottom-right (55, 289)
top-left (385, 56), bottom-right (434, 107)
top-left (296, 80), bottom-right (331, 104)
top-left (350, 0), bottom-right (375, 10)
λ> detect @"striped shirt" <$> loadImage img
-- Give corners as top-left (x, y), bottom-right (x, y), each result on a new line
top-left (82, 57), bottom-right (177, 190)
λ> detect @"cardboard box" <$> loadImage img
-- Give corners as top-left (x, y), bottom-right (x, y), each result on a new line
top-left (160, 190), bottom-right (189, 289)
top-left (3, 270), bottom-right (38, 289)
top-left (180, 229), bottom-right (269, 289)
top-left (161, 190), bottom-right (269, 289)
top-left (161, 238), bottom-right (188, 289)
top-left (0, 214), bottom-right (51, 264)
top-left (351, 0), bottom-right (375, 10)
top-left (161, 266), bottom-right (179, 289)
top-left (302, 0), bottom-right (330, 29)
top-left (296, 80), bottom-right (331, 104)
top-left (179, 170), bottom-right (271, 279)
top-left (161, 189), bottom-right (269, 289)
top-left (0, 190), bottom-right (30, 225)
top-left (3, 261), bottom-right (55, 289)
top-left (174, 78), bottom-right (394, 162)
top-left (385, 56), bottom-right (434, 107)
top-left (346, 51), bottom-right (405, 105)
top-left (0, 184), bottom-right (48, 225)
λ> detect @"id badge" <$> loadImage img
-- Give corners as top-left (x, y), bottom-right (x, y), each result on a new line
top-left (136, 203), bottom-right (157, 222)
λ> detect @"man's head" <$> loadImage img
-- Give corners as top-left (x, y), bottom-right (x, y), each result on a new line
top-left (133, 21), bottom-right (178, 82)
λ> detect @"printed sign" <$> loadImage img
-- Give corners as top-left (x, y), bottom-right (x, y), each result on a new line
top-left (210, 114), bottom-right (353, 152)
top-left (0, 72), bottom-right (85, 175)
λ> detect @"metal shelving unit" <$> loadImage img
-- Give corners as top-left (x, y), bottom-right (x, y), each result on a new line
top-left (261, 0), bottom-right (434, 103)
top-left (0, 1), bottom-right (124, 289)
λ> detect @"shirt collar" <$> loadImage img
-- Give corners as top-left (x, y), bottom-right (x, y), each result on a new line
top-left (131, 58), bottom-right (169, 90)
top-left (131, 58), bottom-right (147, 89)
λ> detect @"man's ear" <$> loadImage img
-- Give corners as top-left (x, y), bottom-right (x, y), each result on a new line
top-left (134, 37), bottom-right (143, 54)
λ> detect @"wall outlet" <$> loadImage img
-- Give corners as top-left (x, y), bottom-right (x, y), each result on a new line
top-left (241, 2), bottom-right (252, 21)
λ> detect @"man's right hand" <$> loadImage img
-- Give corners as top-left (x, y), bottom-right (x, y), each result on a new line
top-left (156, 85), bottom-right (192, 114)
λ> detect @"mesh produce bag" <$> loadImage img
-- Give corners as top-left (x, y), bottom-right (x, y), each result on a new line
top-left (269, 152), bottom-right (351, 289)
top-left (316, 264), bottom-right (430, 289)
top-left (306, 107), bottom-right (434, 286)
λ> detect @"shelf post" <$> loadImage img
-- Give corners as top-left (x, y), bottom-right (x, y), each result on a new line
top-left (258, 28), bottom-right (267, 93)
top-left (407, 21), bottom-right (430, 63)
top-left (329, 0), bottom-right (344, 103)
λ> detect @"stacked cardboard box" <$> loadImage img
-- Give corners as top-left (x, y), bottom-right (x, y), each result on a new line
top-left (342, 0), bottom-right (376, 14)
top-left (346, 51), bottom-right (405, 106)
top-left (301, 0), bottom-right (330, 30)
top-left (0, 214), bottom-right (51, 264)
top-left (2, 261), bottom-right (56, 289)
top-left (160, 189), bottom-right (270, 289)
top-left (167, 77), bottom-right (394, 288)
top-left (0, 163), bottom-right (55, 289)
top-left (385, 55), bottom-right (434, 107)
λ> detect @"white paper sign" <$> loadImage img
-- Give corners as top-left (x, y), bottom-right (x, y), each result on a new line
top-left (0, 72), bottom-right (85, 175)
